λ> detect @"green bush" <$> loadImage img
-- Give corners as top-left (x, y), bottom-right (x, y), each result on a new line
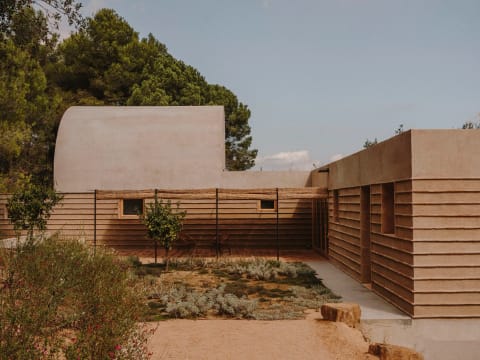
top-left (6, 178), bottom-right (62, 240)
top-left (225, 258), bottom-right (302, 281)
top-left (0, 235), bottom-right (150, 359)
top-left (152, 283), bottom-right (257, 319)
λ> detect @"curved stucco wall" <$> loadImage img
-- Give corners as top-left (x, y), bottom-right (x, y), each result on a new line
top-left (54, 106), bottom-right (226, 192)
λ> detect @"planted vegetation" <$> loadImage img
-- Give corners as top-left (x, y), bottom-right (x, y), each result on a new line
top-left (0, 236), bottom-right (152, 360)
top-left (131, 257), bottom-right (341, 321)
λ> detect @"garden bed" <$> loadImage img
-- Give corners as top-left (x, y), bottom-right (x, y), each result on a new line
top-left (130, 257), bottom-right (341, 321)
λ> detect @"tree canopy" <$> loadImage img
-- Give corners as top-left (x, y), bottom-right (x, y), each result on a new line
top-left (0, 5), bottom-right (257, 191)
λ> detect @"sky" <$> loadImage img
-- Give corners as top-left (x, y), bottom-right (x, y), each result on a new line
top-left (77, 0), bottom-right (480, 170)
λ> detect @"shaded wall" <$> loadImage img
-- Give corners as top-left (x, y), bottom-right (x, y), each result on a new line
top-left (221, 171), bottom-right (312, 188)
top-left (326, 182), bottom-right (414, 316)
top-left (0, 193), bottom-right (313, 250)
top-left (98, 197), bottom-right (313, 250)
top-left (315, 131), bottom-right (414, 315)
top-left (326, 131), bottom-right (412, 189)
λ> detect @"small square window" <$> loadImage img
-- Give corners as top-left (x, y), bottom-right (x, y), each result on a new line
top-left (258, 199), bottom-right (276, 211)
top-left (121, 199), bottom-right (144, 217)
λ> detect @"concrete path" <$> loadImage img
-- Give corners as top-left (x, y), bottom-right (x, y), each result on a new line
top-left (306, 258), bottom-right (410, 321)
top-left (307, 258), bottom-right (480, 360)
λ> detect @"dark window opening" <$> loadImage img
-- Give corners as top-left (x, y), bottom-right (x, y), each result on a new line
top-left (259, 199), bottom-right (276, 210)
top-left (333, 190), bottom-right (339, 222)
top-left (122, 199), bottom-right (144, 216)
top-left (381, 183), bottom-right (395, 234)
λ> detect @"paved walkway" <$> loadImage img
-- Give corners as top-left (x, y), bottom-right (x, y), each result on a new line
top-left (306, 258), bottom-right (410, 321)
top-left (306, 257), bottom-right (480, 360)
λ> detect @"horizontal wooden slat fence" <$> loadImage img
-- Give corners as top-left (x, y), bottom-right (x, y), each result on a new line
top-left (95, 187), bottom-right (328, 200)
top-left (1, 188), bottom-right (327, 258)
top-left (95, 187), bottom-right (327, 258)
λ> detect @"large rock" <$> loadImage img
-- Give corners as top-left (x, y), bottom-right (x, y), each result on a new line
top-left (368, 343), bottom-right (424, 360)
top-left (320, 302), bottom-right (361, 328)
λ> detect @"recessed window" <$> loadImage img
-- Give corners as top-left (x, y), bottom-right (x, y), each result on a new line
top-left (258, 199), bottom-right (276, 211)
top-left (333, 190), bottom-right (339, 222)
top-left (121, 199), bottom-right (144, 217)
top-left (381, 183), bottom-right (395, 234)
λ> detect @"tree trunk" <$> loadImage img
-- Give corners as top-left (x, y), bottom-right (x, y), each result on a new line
top-left (27, 228), bottom-right (34, 243)
top-left (165, 247), bottom-right (170, 271)
top-left (154, 241), bottom-right (158, 264)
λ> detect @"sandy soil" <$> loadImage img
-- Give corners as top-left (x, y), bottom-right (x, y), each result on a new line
top-left (147, 311), bottom-right (378, 360)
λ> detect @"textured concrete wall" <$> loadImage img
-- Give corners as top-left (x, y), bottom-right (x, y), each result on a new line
top-left (326, 131), bottom-right (412, 189)
top-left (54, 106), bottom-right (313, 192)
top-left (221, 171), bottom-right (312, 188)
top-left (54, 106), bottom-right (226, 192)
top-left (311, 170), bottom-right (328, 188)
top-left (411, 129), bottom-right (480, 179)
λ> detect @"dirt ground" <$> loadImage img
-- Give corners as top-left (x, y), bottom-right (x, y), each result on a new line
top-left (135, 250), bottom-right (377, 359)
top-left (147, 311), bottom-right (377, 360)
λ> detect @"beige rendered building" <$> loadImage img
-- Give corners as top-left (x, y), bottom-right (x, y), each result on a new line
top-left (314, 129), bottom-right (480, 318)
top-left (1, 106), bottom-right (480, 318)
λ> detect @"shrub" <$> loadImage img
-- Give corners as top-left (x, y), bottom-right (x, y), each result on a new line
top-left (213, 291), bottom-right (257, 318)
top-left (154, 283), bottom-right (257, 319)
top-left (225, 258), bottom-right (301, 281)
top-left (6, 178), bottom-right (62, 240)
top-left (0, 235), bottom-right (150, 359)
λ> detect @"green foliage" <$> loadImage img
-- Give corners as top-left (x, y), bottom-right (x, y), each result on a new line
top-left (6, 177), bottom-right (62, 239)
top-left (225, 258), bottom-right (300, 281)
top-left (0, 120), bottom-right (31, 191)
top-left (394, 124), bottom-right (404, 135)
top-left (0, 0), bottom-right (83, 36)
top-left (0, 6), bottom-right (257, 191)
top-left (140, 195), bottom-right (186, 267)
top-left (0, 235), bottom-right (150, 360)
top-left (0, 36), bottom-right (63, 190)
top-left (363, 138), bottom-right (378, 149)
top-left (363, 124), bottom-right (405, 150)
top-left (158, 284), bottom-right (257, 319)
top-left (462, 115), bottom-right (480, 129)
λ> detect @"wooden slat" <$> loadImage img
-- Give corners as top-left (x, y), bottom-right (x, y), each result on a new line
top-left (96, 190), bottom-right (156, 200)
top-left (96, 187), bottom-right (328, 201)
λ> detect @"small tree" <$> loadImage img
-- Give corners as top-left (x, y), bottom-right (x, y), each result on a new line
top-left (140, 194), bottom-right (186, 269)
top-left (6, 178), bottom-right (62, 241)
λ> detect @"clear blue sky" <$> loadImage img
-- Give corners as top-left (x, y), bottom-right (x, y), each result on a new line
top-left (81, 0), bottom-right (480, 170)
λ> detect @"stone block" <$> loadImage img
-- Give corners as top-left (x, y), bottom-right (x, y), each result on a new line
top-left (320, 302), bottom-right (361, 328)
top-left (368, 343), bottom-right (424, 360)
